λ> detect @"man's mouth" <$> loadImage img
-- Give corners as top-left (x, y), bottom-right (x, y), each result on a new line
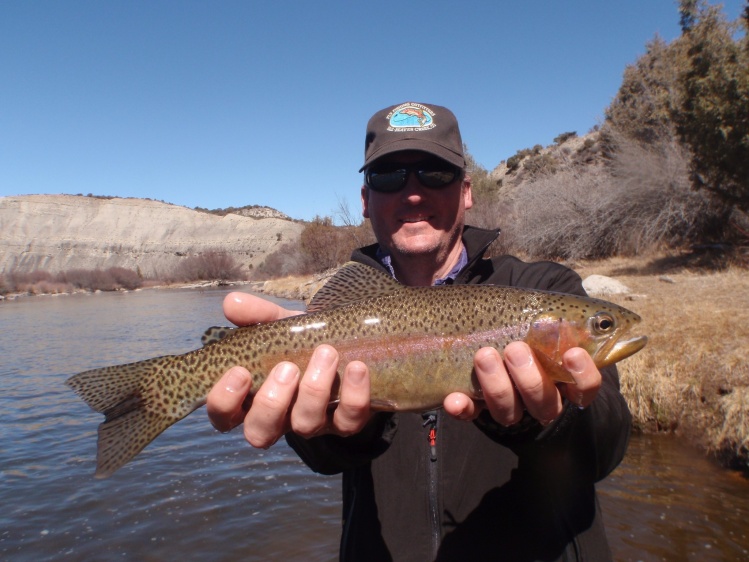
top-left (400, 216), bottom-right (431, 224)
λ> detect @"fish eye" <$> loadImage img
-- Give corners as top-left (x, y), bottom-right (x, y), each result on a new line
top-left (591, 312), bottom-right (615, 334)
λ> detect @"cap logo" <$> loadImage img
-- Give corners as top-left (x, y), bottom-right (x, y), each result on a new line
top-left (387, 103), bottom-right (435, 132)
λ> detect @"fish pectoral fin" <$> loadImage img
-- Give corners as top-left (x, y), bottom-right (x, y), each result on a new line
top-left (533, 351), bottom-right (577, 384)
top-left (370, 398), bottom-right (399, 411)
top-left (329, 397), bottom-right (399, 411)
top-left (201, 326), bottom-right (236, 346)
top-left (307, 262), bottom-right (403, 312)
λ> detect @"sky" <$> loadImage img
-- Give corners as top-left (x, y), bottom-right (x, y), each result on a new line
top-left (2, 1), bottom-right (746, 222)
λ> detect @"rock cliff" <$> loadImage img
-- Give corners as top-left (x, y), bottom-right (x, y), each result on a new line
top-left (0, 195), bottom-right (303, 277)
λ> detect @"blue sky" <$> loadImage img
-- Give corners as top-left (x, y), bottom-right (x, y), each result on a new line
top-left (2, 1), bottom-right (745, 222)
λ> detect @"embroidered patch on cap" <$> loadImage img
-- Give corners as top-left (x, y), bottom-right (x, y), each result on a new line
top-left (386, 103), bottom-right (435, 132)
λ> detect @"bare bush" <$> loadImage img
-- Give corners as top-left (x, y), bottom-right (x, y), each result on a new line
top-left (59, 268), bottom-right (121, 291)
top-left (501, 167), bottom-right (613, 260)
top-left (59, 269), bottom-right (104, 289)
top-left (299, 216), bottom-right (350, 273)
top-left (3, 271), bottom-right (53, 293)
top-left (499, 132), bottom-right (729, 260)
top-left (252, 213), bottom-right (375, 280)
top-left (253, 241), bottom-right (306, 279)
top-left (465, 196), bottom-right (516, 257)
top-left (335, 197), bottom-right (377, 249)
top-left (604, 129), bottom-right (729, 253)
top-left (172, 250), bottom-right (244, 282)
top-left (106, 267), bottom-right (143, 290)
top-left (0, 266), bottom-right (144, 295)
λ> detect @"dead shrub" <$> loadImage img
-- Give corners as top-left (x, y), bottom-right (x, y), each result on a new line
top-left (58, 269), bottom-right (107, 289)
top-left (604, 129), bottom-right (729, 253)
top-left (253, 242), bottom-right (306, 280)
top-left (255, 215), bottom-right (375, 280)
top-left (1, 268), bottom-right (146, 294)
top-left (106, 267), bottom-right (143, 290)
top-left (465, 197), bottom-right (517, 258)
top-left (300, 216), bottom-right (351, 272)
top-left (500, 132), bottom-right (729, 260)
top-left (4, 270), bottom-right (53, 293)
top-left (172, 250), bottom-right (244, 282)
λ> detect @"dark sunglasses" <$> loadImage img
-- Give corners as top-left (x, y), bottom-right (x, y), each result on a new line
top-left (365, 162), bottom-right (464, 193)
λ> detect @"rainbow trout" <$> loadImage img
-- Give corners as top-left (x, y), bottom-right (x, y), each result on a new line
top-left (67, 261), bottom-right (647, 478)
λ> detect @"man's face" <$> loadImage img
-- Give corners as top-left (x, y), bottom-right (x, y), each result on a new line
top-left (360, 150), bottom-right (473, 264)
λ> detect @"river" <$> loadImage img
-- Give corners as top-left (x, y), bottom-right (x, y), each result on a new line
top-left (1, 287), bottom-right (748, 561)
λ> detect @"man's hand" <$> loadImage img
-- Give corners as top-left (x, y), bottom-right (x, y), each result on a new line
top-left (443, 343), bottom-right (603, 426)
top-left (205, 292), bottom-right (373, 448)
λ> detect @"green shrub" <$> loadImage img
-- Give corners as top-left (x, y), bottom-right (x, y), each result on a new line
top-left (673, 1), bottom-right (749, 215)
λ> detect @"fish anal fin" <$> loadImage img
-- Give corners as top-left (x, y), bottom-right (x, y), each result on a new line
top-left (307, 261), bottom-right (403, 313)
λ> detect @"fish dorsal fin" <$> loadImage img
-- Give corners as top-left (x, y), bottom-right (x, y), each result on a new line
top-left (307, 261), bottom-right (403, 313)
top-left (201, 326), bottom-right (236, 346)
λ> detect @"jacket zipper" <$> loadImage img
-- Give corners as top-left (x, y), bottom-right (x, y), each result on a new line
top-left (422, 411), bottom-right (440, 557)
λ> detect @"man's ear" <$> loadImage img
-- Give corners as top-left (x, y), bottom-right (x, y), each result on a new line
top-left (361, 185), bottom-right (370, 219)
top-left (463, 175), bottom-right (473, 210)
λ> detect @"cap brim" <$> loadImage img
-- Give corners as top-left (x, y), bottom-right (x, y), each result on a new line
top-left (359, 139), bottom-right (465, 172)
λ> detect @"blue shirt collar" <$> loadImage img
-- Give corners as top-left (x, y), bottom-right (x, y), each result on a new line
top-left (375, 245), bottom-right (468, 286)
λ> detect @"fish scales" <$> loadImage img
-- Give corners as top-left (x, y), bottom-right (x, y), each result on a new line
top-left (67, 261), bottom-right (647, 477)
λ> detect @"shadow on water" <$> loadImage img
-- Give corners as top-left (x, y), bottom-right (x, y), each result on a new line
top-left (598, 433), bottom-right (749, 561)
top-left (2, 288), bottom-right (748, 560)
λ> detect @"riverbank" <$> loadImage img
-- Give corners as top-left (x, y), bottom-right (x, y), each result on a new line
top-left (573, 254), bottom-right (749, 470)
top-left (0, 279), bottom-right (262, 301)
top-left (260, 253), bottom-right (749, 470)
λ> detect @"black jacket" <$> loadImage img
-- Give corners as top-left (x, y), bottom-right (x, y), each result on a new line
top-left (286, 226), bottom-right (631, 561)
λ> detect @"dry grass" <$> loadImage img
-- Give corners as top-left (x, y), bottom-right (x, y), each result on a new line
top-left (261, 270), bottom-right (335, 302)
top-left (574, 252), bottom-right (749, 468)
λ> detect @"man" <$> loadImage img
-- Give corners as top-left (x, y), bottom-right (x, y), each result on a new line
top-left (207, 102), bottom-right (631, 561)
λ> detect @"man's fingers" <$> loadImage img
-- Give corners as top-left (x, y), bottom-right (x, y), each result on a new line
top-left (290, 345), bottom-right (339, 437)
top-left (503, 342), bottom-right (562, 425)
top-left (560, 348), bottom-right (603, 408)
top-left (473, 347), bottom-right (524, 426)
top-left (206, 366), bottom-right (252, 433)
top-left (443, 392), bottom-right (478, 421)
top-left (243, 362), bottom-right (300, 448)
top-left (332, 361), bottom-right (371, 435)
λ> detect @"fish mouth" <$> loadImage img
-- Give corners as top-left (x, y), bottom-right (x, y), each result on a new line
top-left (599, 335), bottom-right (648, 366)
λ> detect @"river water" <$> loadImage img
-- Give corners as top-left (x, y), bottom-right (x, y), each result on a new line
top-left (1, 287), bottom-right (748, 561)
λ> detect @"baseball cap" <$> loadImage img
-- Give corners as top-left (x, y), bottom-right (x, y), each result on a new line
top-left (359, 102), bottom-right (465, 171)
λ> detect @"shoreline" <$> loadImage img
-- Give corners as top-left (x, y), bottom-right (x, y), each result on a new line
top-left (0, 279), bottom-right (267, 302)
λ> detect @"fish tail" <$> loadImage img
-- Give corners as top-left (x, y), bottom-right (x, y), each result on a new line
top-left (66, 355), bottom-right (203, 478)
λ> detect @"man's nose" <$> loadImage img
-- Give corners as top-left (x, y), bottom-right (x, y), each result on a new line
top-left (400, 171), bottom-right (427, 202)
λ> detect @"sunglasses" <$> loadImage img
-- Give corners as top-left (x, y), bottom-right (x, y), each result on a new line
top-left (365, 161), bottom-right (464, 193)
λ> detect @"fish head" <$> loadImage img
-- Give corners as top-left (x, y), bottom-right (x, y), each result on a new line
top-left (524, 295), bottom-right (648, 383)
